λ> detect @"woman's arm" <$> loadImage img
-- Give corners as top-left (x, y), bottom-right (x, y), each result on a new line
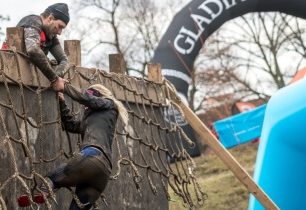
top-left (63, 84), bottom-right (114, 110)
top-left (58, 93), bottom-right (82, 133)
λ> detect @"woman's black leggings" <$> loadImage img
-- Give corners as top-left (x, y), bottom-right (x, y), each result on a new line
top-left (47, 151), bottom-right (111, 210)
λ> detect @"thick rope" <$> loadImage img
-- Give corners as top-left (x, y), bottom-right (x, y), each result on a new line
top-left (0, 50), bottom-right (206, 208)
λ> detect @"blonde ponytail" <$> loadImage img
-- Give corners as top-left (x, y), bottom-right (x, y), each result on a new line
top-left (88, 84), bottom-right (129, 127)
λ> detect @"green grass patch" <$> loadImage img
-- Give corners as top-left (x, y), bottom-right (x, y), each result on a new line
top-left (169, 142), bottom-right (259, 210)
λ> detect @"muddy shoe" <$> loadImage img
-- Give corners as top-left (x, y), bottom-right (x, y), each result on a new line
top-left (17, 195), bottom-right (31, 207)
top-left (17, 192), bottom-right (48, 207)
top-left (33, 193), bottom-right (47, 204)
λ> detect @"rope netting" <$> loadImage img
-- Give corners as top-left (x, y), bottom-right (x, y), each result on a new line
top-left (0, 50), bottom-right (206, 209)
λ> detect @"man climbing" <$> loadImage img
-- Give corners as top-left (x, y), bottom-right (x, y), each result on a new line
top-left (18, 81), bottom-right (129, 209)
top-left (2, 3), bottom-right (70, 89)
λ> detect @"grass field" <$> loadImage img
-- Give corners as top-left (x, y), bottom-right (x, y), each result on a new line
top-left (169, 142), bottom-right (259, 210)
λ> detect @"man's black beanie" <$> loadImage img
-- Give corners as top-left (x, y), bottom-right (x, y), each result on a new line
top-left (47, 3), bottom-right (70, 25)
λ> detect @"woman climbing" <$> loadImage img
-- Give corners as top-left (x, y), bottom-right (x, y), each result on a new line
top-left (18, 83), bottom-right (128, 209)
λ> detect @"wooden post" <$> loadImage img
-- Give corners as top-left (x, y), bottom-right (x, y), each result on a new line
top-left (166, 83), bottom-right (279, 210)
top-left (6, 27), bottom-right (25, 52)
top-left (148, 63), bottom-right (163, 83)
top-left (109, 54), bottom-right (125, 74)
top-left (64, 40), bottom-right (81, 66)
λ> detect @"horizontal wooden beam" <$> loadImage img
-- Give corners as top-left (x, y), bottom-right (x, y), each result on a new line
top-left (0, 51), bottom-right (166, 105)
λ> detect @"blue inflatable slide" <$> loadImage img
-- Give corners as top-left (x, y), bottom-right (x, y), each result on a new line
top-left (249, 77), bottom-right (306, 210)
top-left (214, 105), bottom-right (266, 148)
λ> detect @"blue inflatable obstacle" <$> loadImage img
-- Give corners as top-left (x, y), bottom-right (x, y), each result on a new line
top-left (214, 105), bottom-right (266, 148)
top-left (249, 77), bottom-right (306, 210)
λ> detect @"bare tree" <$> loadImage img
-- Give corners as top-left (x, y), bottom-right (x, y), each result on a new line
top-left (72, 0), bottom-right (188, 76)
top-left (214, 13), bottom-right (306, 91)
top-left (71, 3), bottom-right (306, 116)
top-left (120, 0), bottom-right (161, 77)
top-left (190, 35), bottom-right (259, 114)
top-left (72, 0), bottom-right (123, 69)
top-left (190, 12), bottom-right (306, 114)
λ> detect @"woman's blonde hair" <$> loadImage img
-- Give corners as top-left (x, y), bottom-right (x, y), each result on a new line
top-left (88, 84), bottom-right (129, 127)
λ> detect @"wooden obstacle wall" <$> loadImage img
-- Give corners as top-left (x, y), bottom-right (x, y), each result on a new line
top-left (0, 27), bottom-right (169, 209)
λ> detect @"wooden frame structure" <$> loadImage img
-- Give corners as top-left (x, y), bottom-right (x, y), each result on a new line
top-left (0, 27), bottom-right (279, 210)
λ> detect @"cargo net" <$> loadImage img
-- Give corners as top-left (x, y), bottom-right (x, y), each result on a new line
top-left (0, 50), bottom-right (206, 209)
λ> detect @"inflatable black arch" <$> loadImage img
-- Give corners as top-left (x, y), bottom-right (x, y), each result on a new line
top-left (153, 0), bottom-right (306, 156)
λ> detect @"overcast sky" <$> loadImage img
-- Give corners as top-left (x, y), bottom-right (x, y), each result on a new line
top-left (0, 0), bottom-right (72, 28)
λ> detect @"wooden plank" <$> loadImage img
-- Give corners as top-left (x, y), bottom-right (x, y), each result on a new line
top-left (147, 64), bottom-right (164, 104)
top-left (148, 63), bottom-right (162, 83)
top-left (64, 40), bottom-right (81, 66)
top-left (6, 27), bottom-right (25, 52)
top-left (0, 51), bottom-right (49, 87)
top-left (166, 83), bottom-right (279, 210)
top-left (109, 54), bottom-right (125, 74)
top-left (0, 52), bottom-right (166, 105)
top-left (1, 32), bottom-right (165, 105)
